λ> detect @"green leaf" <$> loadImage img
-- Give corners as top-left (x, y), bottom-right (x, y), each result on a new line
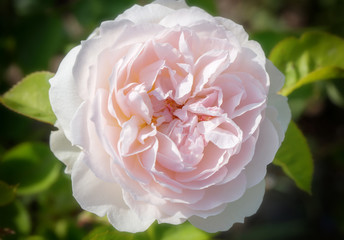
top-left (0, 200), bottom-right (31, 235)
top-left (83, 225), bottom-right (134, 240)
top-left (74, 0), bottom-right (136, 31)
top-left (269, 31), bottom-right (344, 96)
top-left (0, 181), bottom-right (17, 206)
top-left (273, 121), bottom-right (313, 194)
top-left (26, 236), bottom-right (46, 240)
top-left (161, 222), bottom-right (211, 240)
top-left (16, 15), bottom-right (64, 73)
top-left (0, 71), bottom-right (56, 125)
top-left (187, 0), bottom-right (217, 15)
top-left (0, 142), bottom-right (61, 195)
top-left (37, 174), bottom-right (79, 216)
top-left (326, 78), bottom-right (344, 108)
top-left (251, 31), bottom-right (293, 56)
top-left (82, 222), bottom-right (212, 240)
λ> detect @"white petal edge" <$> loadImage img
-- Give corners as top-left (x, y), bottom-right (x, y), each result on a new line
top-left (266, 59), bottom-right (285, 94)
top-left (49, 123), bottom-right (82, 174)
top-left (215, 16), bottom-right (249, 43)
top-left (267, 95), bottom-right (291, 138)
top-left (188, 180), bottom-right (265, 233)
top-left (115, 3), bottom-right (175, 24)
top-left (266, 59), bottom-right (291, 133)
top-left (244, 117), bottom-right (279, 188)
top-left (71, 157), bottom-right (155, 232)
top-left (49, 46), bottom-right (82, 141)
top-left (153, 0), bottom-right (188, 9)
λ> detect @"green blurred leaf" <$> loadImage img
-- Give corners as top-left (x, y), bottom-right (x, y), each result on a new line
top-left (53, 219), bottom-right (85, 240)
top-left (74, 0), bottom-right (136, 31)
top-left (83, 225), bottom-right (134, 240)
top-left (26, 236), bottom-right (46, 240)
top-left (0, 180), bottom-right (17, 206)
top-left (269, 31), bottom-right (344, 96)
top-left (282, 66), bottom-right (344, 96)
top-left (187, 0), bottom-right (217, 15)
top-left (251, 31), bottom-right (292, 56)
top-left (0, 142), bottom-right (61, 195)
top-left (16, 15), bottom-right (64, 73)
top-left (0, 200), bottom-right (31, 235)
top-left (82, 222), bottom-right (212, 240)
top-left (273, 121), bottom-right (313, 194)
top-left (37, 173), bottom-right (78, 216)
top-left (327, 78), bottom-right (344, 108)
top-left (0, 71), bottom-right (56, 124)
top-left (161, 222), bottom-right (211, 240)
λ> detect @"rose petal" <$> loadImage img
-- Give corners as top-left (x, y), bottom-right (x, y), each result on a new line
top-left (188, 180), bottom-right (265, 232)
top-left (49, 46), bottom-right (82, 140)
top-left (244, 117), bottom-right (279, 188)
top-left (71, 157), bottom-right (155, 232)
top-left (153, 0), bottom-right (188, 10)
top-left (49, 123), bottom-right (82, 174)
top-left (214, 17), bottom-right (249, 43)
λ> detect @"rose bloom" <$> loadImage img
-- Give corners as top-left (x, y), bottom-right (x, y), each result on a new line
top-left (49, 0), bottom-right (290, 233)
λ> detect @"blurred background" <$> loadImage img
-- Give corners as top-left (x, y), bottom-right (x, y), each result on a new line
top-left (0, 0), bottom-right (344, 239)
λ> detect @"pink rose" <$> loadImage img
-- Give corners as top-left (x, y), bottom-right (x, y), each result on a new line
top-left (49, 0), bottom-right (290, 233)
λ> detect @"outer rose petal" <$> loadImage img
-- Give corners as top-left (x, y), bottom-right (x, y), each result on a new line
top-left (71, 157), bottom-right (155, 232)
top-left (266, 60), bottom-right (285, 94)
top-left (49, 46), bottom-right (82, 140)
top-left (214, 17), bottom-right (248, 43)
top-left (266, 60), bottom-right (291, 133)
top-left (189, 180), bottom-right (265, 232)
top-left (153, 0), bottom-right (189, 10)
top-left (244, 117), bottom-right (279, 188)
top-left (49, 123), bottom-right (81, 174)
top-left (116, 3), bottom-right (175, 24)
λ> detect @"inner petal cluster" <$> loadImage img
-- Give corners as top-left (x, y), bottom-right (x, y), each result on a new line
top-left (87, 23), bottom-right (268, 217)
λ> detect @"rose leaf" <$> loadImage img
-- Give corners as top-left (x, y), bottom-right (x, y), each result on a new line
top-left (0, 200), bottom-right (31, 235)
top-left (273, 121), bottom-right (313, 194)
top-left (82, 225), bottom-right (134, 240)
top-left (187, 0), bottom-right (217, 15)
top-left (269, 31), bottom-right (344, 96)
top-left (0, 181), bottom-right (17, 206)
top-left (160, 222), bottom-right (212, 240)
top-left (0, 142), bottom-right (61, 195)
top-left (0, 71), bottom-right (56, 125)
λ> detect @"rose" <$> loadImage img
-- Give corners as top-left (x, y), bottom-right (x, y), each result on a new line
top-left (49, 0), bottom-right (290, 233)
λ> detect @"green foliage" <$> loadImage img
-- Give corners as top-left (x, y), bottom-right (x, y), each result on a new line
top-left (251, 31), bottom-right (293, 56)
top-left (0, 142), bottom-right (61, 195)
top-left (16, 15), bottom-right (64, 74)
top-left (160, 222), bottom-right (211, 240)
top-left (268, 31), bottom-right (344, 193)
top-left (274, 121), bottom-right (313, 194)
top-left (0, 71), bottom-right (56, 125)
top-left (83, 225), bottom-right (134, 240)
top-left (83, 222), bottom-right (213, 240)
top-left (327, 78), bottom-right (344, 108)
top-left (0, 180), bottom-right (17, 206)
top-left (270, 31), bottom-right (344, 96)
top-left (187, 0), bottom-right (217, 15)
top-left (0, 200), bottom-right (31, 235)
top-left (74, 0), bottom-right (136, 31)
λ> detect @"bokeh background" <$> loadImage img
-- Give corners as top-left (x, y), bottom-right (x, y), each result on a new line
top-left (0, 0), bottom-right (344, 239)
